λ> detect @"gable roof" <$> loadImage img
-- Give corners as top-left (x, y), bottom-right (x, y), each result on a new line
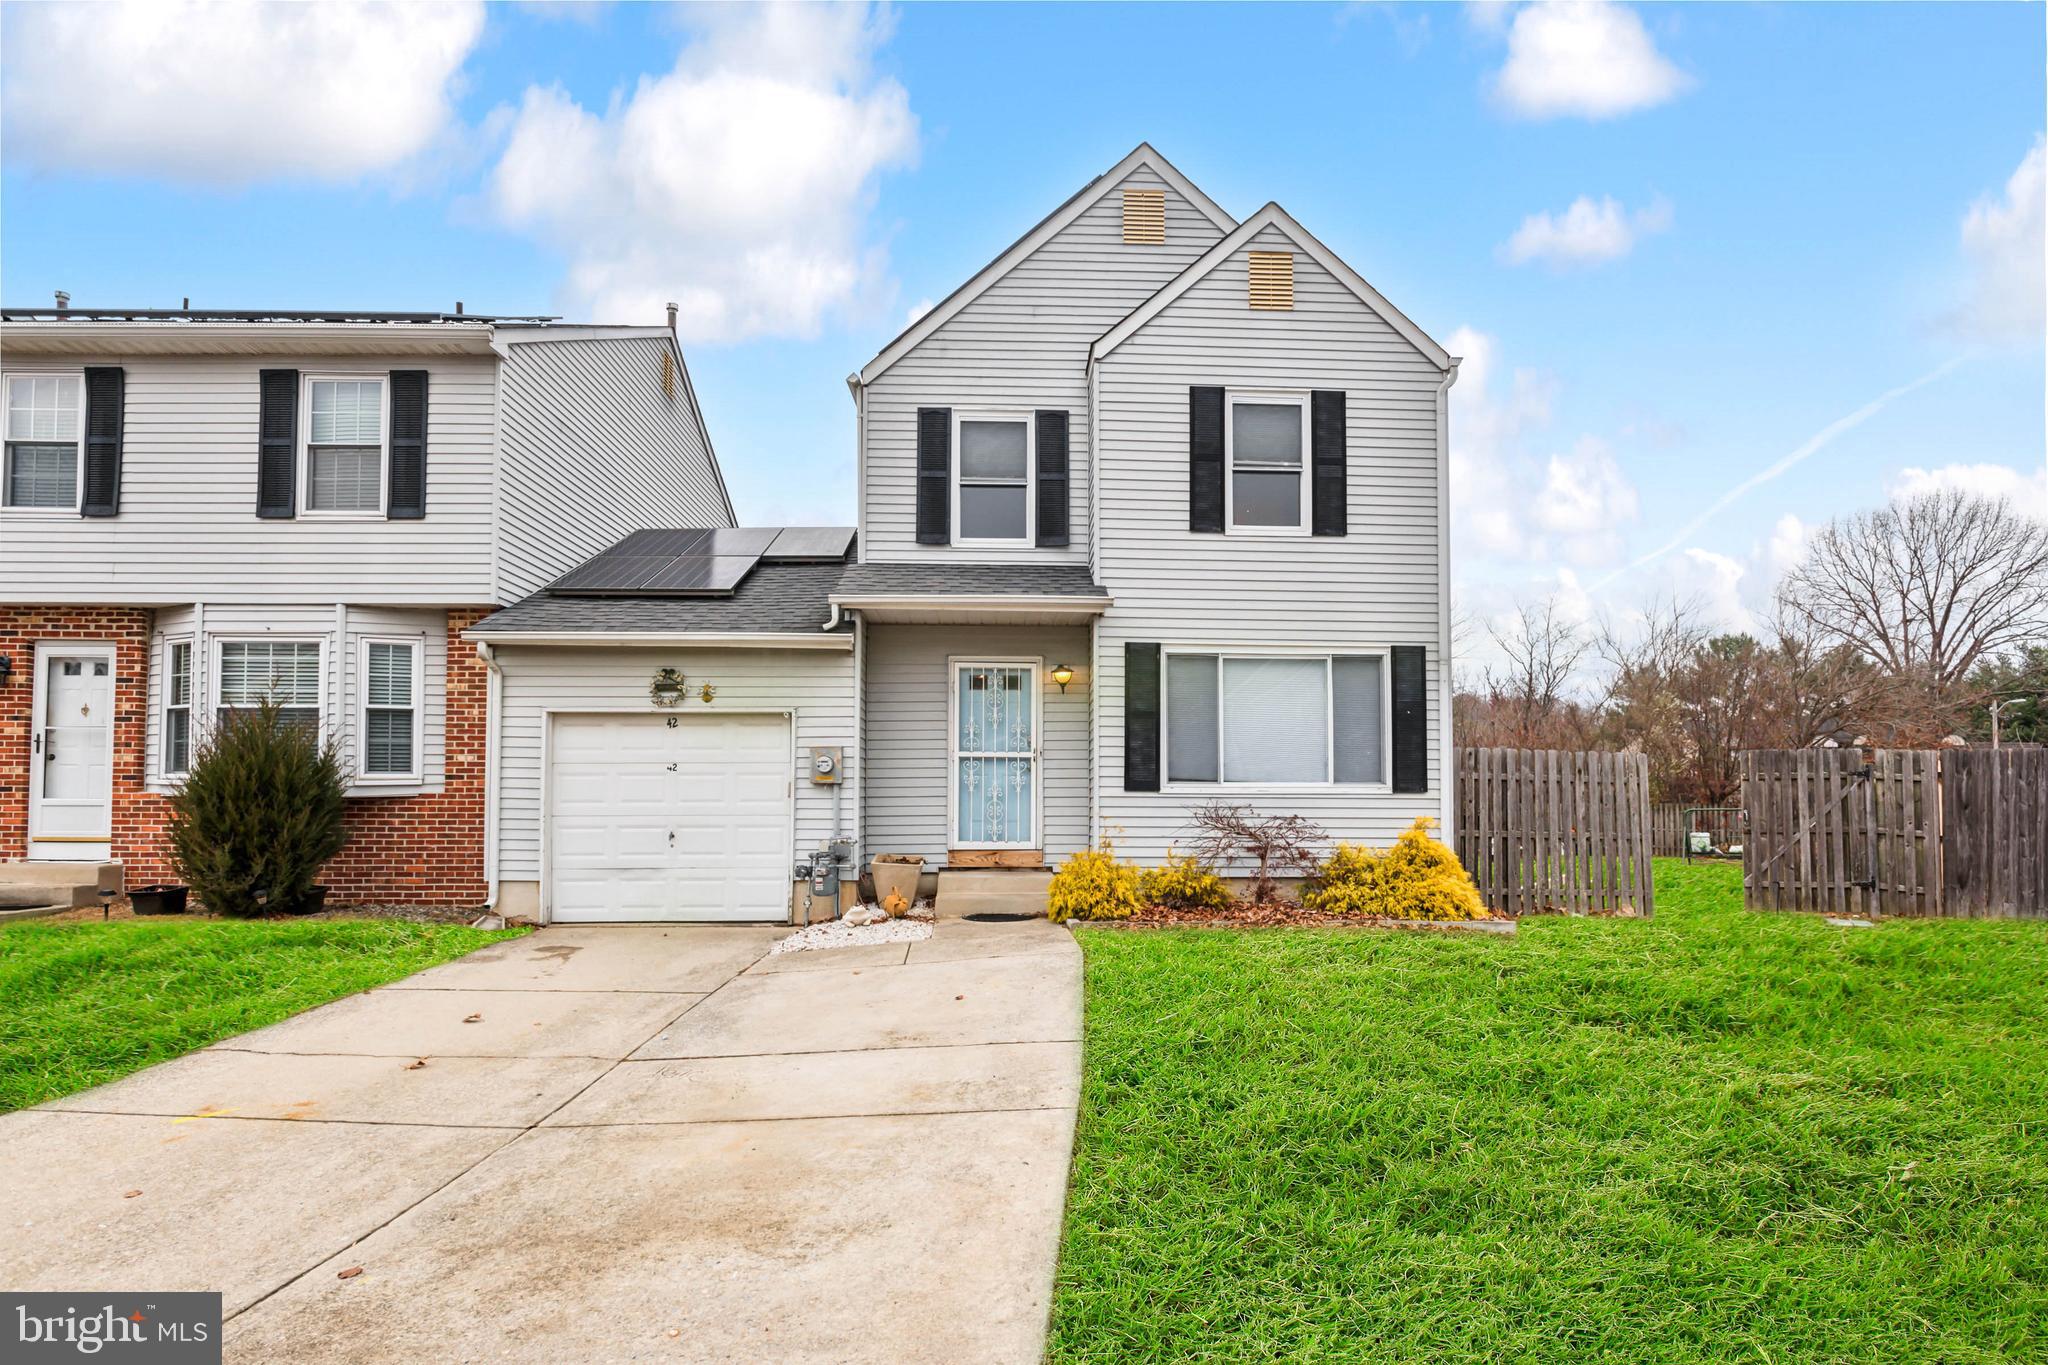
top-left (857, 143), bottom-right (1235, 386)
top-left (1089, 202), bottom-right (1453, 372)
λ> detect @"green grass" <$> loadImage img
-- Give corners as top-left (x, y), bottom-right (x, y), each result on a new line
top-left (0, 917), bottom-right (524, 1112)
top-left (1051, 859), bottom-right (2048, 1363)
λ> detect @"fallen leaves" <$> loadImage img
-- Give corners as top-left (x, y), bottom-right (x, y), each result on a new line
top-left (461, 1013), bottom-right (483, 1024)
top-left (122, 1190), bottom-right (142, 1199)
top-left (337, 1266), bottom-right (363, 1280)
top-left (405, 1058), bottom-right (428, 1071)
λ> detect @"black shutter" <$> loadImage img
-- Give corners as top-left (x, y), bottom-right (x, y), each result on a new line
top-left (1189, 386), bottom-right (1224, 533)
top-left (1311, 389), bottom-right (1346, 537)
top-left (1391, 644), bottom-right (1428, 794)
top-left (81, 366), bottom-right (124, 517)
top-left (1124, 642), bottom-right (1161, 793)
top-left (1036, 409), bottom-right (1069, 547)
top-left (916, 407), bottom-right (951, 544)
top-left (257, 368), bottom-right (298, 519)
top-left (387, 369), bottom-right (428, 519)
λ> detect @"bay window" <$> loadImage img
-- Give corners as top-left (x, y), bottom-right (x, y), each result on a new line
top-left (163, 639), bottom-right (193, 775)
top-left (359, 638), bottom-right (421, 781)
top-left (216, 640), bottom-right (322, 734)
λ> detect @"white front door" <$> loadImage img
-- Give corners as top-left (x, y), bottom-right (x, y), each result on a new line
top-left (950, 660), bottom-right (1040, 849)
top-left (30, 648), bottom-right (115, 861)
top-left (547, 712), bottom-right (793, 922)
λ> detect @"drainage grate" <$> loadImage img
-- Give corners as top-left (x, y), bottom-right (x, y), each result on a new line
top-left (962, 912), bottom-right (1042, 923)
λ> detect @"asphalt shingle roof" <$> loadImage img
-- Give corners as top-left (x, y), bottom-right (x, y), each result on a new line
top-left (472, 560), bottom-right (850, 636)
top-left (831, 563), bottom-right (1108, 598)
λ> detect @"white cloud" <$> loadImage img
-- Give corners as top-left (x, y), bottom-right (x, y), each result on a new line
top-left (1889, 462), bottom-right (2048, 518)
top-left (1951, 136), bottom-right (2046, 344)
top-left (488, 3), bottom-right (917, 341)
top-left (1499, 194), bottom-right (1672, 268)
top-left (1765, 513), bottom-right (1811, 579)
top-left (0, 1), bottom-right (484, 185)
top-left (905, 299), bottom-right (935, 326)
top-left (1532, 436), bottom-right (1639, 563)
top-left (1448, 326), bottom-right (1637, 566)
top-left (1489, 2), bottom-right (1691, 121)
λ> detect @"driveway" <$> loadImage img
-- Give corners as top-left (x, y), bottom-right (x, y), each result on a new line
top-left (0, 916), bottom-right (1082, 1363)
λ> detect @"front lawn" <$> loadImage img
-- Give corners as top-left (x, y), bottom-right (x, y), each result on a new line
top-left (1052, 859), bottom-right (2048, 1362)
top-left (0, 918), bottom-right (524, 1112)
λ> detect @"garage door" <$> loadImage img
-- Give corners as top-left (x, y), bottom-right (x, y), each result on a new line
top-left (549, 713), bottom-right (792, 922)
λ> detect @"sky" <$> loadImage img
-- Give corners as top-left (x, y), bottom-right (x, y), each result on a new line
top-left (4, 0), bottom-right (2043, 669)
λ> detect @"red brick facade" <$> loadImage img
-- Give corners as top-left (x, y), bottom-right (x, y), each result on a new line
top-left (1, 605), bottom-right (491, 907)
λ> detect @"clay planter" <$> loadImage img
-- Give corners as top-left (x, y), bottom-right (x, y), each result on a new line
top-left (870, 856), bottom-right (924, 913)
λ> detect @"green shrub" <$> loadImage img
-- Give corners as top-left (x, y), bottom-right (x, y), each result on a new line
top-left (1301, 818), bottom-right (1490, 921)
top-left (1139, 851), bottom-right (1233, 911)
top-left (1049, 844), bottom-right (1144, 923)
top-left (169, 699), bottom-right (349, 917)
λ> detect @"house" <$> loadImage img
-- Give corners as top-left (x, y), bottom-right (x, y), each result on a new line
top-left (469, 144), bottom-right (1459, 923)
top-left (0, 304), bottom-right (731, 903)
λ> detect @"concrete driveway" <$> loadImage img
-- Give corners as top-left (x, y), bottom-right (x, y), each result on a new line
top-left (0, 916), bottom-right (1082, 1363)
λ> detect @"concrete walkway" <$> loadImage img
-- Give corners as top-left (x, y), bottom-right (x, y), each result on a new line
top-left (1, 916), bottom-right (1082, 1363)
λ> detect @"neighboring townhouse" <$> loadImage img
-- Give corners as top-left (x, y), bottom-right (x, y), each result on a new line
top-left (0, 305), bottom-right (731, 903)
top-left (470, 143), bottom-right (1459, 923)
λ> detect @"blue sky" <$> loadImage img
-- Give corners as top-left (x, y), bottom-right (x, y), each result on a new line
top-left (4, 1), bottom-right (2042, 650)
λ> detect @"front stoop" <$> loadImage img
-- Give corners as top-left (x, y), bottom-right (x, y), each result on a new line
top-left (0, 861), bottom-right (122, 918)
top-left (934, 868), bottom-right (1054, 919)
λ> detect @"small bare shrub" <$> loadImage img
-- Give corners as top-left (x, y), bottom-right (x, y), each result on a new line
top-left (1184, 802), bottom-right (1326, 904)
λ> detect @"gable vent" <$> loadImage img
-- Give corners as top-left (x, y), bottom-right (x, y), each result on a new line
top-left (1248, 251), bottom-right (1294, 310)
top-left (1122, 188), bottom-right (1166, 244)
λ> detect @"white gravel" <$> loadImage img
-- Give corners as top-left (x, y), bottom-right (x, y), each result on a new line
top-left (770, 905), bottom-right (934, 954)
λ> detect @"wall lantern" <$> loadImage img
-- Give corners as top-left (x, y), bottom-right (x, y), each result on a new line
top-left (1050, 663), bottom-right (1075, 694)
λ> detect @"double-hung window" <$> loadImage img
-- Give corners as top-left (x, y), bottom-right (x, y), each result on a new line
top-left (3, 372), bottom-right (84, 511)
top-left (162, 639), bottom-right (193, 776)
top-left (358, 638), bottom-right (421, 781)
top-left (1226, 392), bottom-right (1308, 533)
top-left (304, 377), bottom-right (385, 514)
top-left (953, 413), bottom-right (1033, 545)
top-left (216, 640), bottom-right (322, 734)
top-left (1166, 650), bottom-right (1386, 786)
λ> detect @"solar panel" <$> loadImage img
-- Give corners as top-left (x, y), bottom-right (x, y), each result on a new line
top-left (639, 555), bottom-right (758, 593)
top-left (764, 526), bottom-right (855, 561)
top-left (546, 525), bottom-right (848, 597)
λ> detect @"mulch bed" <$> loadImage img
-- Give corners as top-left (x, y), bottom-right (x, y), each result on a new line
top-left (1105, 903), bottom-right (1512, 932)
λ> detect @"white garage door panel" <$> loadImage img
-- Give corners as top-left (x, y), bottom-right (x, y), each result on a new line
top-left (548, 713), bottom-right (793, 923)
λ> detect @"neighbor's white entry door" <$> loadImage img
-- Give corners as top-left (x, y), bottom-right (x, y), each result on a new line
top-left (30, 647), bottom-right (115, 861)
top-left (547, 712), bottom-right (793, 922)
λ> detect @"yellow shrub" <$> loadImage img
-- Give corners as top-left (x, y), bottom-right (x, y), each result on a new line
top-left (1301, 819), bottom-right (1491, 920)
top-left (1048, 844), bottom-right (1144, 923)
top-left (1139, 852), bottom-right (1233, 911)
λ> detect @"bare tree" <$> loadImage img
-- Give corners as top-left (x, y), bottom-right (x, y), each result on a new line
top-left (1776, 490), bottom-right (2048, 705)
top-left (1477, 595), bottom-right (1594, 748)
top-left (1184, 803), bottom-right (1326, 904)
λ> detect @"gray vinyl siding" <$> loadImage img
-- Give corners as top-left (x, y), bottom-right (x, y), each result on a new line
top-left (489, 646), bottom-right (856, 884)
top-left (494, 336), bottom-right (731, 602)
top-left (143, 604), bottom-right (448, 796)
top-left (1093, 224), bottom-right (1449, 863)
top-left (861, 170), bottom-right (1227, 565)
top-left (0, 355), bottom-right (498, 605)
top-left (861, 623), bottom-right (1090, 863)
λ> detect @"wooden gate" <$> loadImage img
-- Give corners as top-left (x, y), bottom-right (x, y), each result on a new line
top-left (1741, 748), bottom-right (2045, 918)
top-left (1455, 747), bottom-right (1654, 916)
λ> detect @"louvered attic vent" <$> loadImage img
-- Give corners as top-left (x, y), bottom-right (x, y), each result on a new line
top-left (1248, 251), bottom-right (1294, 310)
top-left (1122, 188), bottom-right (1166, 244)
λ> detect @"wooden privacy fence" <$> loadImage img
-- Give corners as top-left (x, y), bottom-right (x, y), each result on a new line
top-left (1455, 748), bottom-right (1654, 916)
top-left (1742, 747), bottom-right (2046, 918)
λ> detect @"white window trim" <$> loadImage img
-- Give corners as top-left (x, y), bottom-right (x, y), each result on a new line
top-left (1223, 389), bottom-right (1311, 538)
top-left (1, 369), bottom-right (87, 517)
top-left (161, 635), bottom-right (194, 778)
top-left (1161, 644), bottom-right (1392, 791)
top-left (212, 636), bottom-right (326, 734)
top-left (947, 656), bottom-right (1044, 850)
top-left (299, 372), bottom-right (389, 519)
top-left (355, 634), bottom-right (425, 784)
top-left (949, 410), bottom-right (1035, 548)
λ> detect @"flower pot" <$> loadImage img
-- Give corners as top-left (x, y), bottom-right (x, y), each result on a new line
top-left (870, 855), bottom-right (924, 912)
top-left (128, 884), bottom-right (189, 916)
top-left (293, 885), bottom-right (330, 916)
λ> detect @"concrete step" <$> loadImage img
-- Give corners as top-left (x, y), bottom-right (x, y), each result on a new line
top-left (0, 860), bottom-right (122, 917)
top-left (934, 869), bottom-right (1053, 919)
